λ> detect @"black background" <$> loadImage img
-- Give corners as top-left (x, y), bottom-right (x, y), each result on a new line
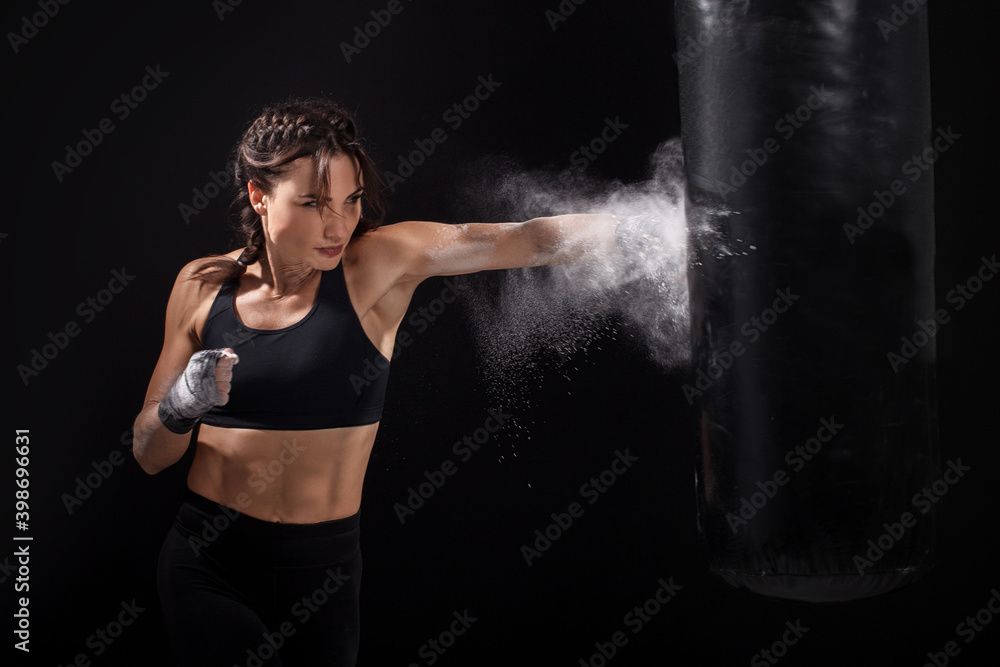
top-left (2, 0), bottom-right (998, 665)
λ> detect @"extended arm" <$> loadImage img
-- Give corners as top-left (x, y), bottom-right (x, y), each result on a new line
top-left (389, 213), bottom-right (622, 281)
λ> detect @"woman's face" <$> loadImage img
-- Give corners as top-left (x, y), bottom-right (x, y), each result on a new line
top-left (253, 154), bottom-right (365, 270)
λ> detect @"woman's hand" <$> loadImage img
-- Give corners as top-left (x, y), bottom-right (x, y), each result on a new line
top-left (157, 348), bottom-right (239, 434)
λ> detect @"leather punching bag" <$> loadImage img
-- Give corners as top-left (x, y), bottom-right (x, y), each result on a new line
top-left (676, 0), bottom-right (940, 601)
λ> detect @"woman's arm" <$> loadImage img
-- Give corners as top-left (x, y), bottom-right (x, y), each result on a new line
top-left (384, 213), bottom-right (622, 281)
top-left (132, 260), bottom-right (232, 475)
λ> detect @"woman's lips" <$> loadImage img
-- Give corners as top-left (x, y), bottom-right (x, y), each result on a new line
top-left (317, 245), bottom-right (343, 257)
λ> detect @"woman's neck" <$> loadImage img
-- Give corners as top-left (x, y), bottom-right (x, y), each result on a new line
top-left (254, 249), bottom-right (318, 298)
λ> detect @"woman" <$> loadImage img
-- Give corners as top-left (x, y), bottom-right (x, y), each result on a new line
top-left (133, 98), bottom-right (629, 666)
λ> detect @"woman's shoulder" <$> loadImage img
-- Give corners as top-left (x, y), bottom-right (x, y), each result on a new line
top-left (352, 220), bottom-right (444, 254)
top-left (348, 222), bottom-right (437, 275)
top-left (168, 250), bottom-right (243, 305)
top-left (175, 249), bottom-right (244, 284)
top-left (180, 248), bottom-right (243, 273)
top-left (164, 250), bottom-right (243, 339)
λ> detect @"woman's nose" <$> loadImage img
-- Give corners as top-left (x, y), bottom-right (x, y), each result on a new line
top-left (321, 207), bottom-right (350, 237)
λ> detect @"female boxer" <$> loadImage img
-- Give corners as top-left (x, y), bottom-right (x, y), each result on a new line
top-left (133, 97), bottom-right (645, 666)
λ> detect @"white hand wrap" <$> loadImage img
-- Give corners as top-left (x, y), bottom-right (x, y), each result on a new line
top-left (157, 349), bottom-right (238, 434)
top-left (614, 214), bottom-right (663, 262)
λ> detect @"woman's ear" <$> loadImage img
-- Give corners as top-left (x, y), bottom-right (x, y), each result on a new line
top-left (248, 181), bottom-right (266, 215)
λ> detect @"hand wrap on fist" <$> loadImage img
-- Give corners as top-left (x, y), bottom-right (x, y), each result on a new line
top-left (158, 349), bottom-right (238, 434)
top-left (614, 214), bottom-right (664, 263)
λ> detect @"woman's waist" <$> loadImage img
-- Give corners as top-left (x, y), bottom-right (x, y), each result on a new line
top-left (194, 421), bottom-right (377, 468)
top-left (171, 488), bottom-right (362, 566)
top-left (188, 424), bottom-right (375, 523)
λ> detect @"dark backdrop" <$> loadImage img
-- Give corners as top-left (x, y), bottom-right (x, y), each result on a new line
top-left (3, 1), bottom-right (997, 665)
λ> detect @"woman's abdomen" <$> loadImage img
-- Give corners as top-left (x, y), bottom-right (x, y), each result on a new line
top-left (187, 422), bottom-right (378, 523)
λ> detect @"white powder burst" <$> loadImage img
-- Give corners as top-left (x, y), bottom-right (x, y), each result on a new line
top-left (456, 139), bottom-right (728, 407)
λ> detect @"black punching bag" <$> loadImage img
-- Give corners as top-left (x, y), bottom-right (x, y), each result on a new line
top-left (677, 0), bottom-right (940, 601)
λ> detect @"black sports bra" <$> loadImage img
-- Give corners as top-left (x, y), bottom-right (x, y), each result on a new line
top-left (199, 259), bottom-right (390, 430)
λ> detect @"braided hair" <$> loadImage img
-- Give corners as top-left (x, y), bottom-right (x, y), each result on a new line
top-left (191, 98), bottom-right (386, 283)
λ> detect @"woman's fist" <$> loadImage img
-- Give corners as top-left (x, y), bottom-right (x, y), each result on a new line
top-left (157, 348), bottom-right (239, 434)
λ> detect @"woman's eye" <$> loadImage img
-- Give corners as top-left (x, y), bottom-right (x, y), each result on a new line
top-left (302, 201), bottom-right (318, 208)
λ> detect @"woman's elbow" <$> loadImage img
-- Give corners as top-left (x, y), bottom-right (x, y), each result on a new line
top-left (132, 435), bottom-right (161, 475)
top-left (134, 450), bottom-right (164, 476)
top-left (525, 215), bottom-right (609, 266)
top-left (131, 413), bottom-right (170, 475)
top-left (524, 216), bottom-right (565, 264)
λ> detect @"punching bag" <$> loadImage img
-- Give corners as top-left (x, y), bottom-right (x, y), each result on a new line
top-left (677, 0), bottom-right (940, 602)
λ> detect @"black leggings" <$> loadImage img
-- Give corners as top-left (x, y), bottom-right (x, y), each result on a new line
top-left (157, 489), bottom-right (362, 667)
